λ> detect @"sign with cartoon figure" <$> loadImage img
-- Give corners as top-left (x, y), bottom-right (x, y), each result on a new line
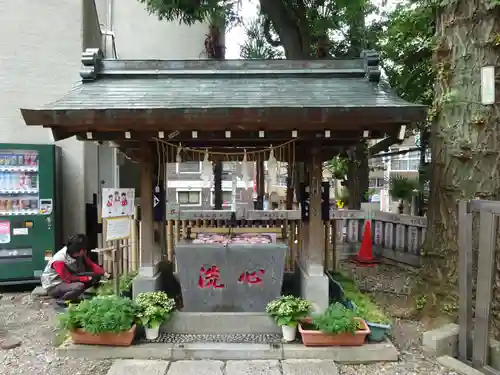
top-left (101, 188), bottom-right (135, 218)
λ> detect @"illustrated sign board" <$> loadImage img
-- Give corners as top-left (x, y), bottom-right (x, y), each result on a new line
top-left (102, 188), bottom-right (135, 218)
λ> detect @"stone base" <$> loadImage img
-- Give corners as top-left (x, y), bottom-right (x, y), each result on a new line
top-left (436, 356), bottom-right (485, 375)
top-left (132, 272), bottom-right (162, 298)
top-left (56, 339), bottom-right (398, 362)
top-left (298, 264), bottom-right (328, 312)
top-left (161, 312), bottom-right (280, 334)
top-left (422, 323), bottom-right (500, 370)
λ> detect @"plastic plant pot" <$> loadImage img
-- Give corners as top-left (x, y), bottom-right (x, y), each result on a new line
top-left (366, 322), bottom-right (391, 342)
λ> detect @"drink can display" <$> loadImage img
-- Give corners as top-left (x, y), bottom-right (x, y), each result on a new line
top-left (17, 154), bottom-right (24, 165)
top-left (30, 199), bottom-right (38, 209)
top-left (32, 152), bottom-right (38, 166)
top-left (30, 174), bottom-right (37, 189)
top-left (19, 173), bottom-right (25, 188)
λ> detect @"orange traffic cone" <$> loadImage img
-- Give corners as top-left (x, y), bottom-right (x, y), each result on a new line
top-left (351, 220), bottom-right (379, 267)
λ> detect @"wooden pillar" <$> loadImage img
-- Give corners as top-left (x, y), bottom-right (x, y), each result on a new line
top-left (139, 158), bottom-right (155, 276)
top-left (286, 163), bottom-right (294, 210)
top-left (213, 161), bottom-right (223, 210)
top-left (159, 161), bottom-right (167, 260)
top-left (299, 145), bottom-right (328, 311)
top-left (257, 160), bottom-right (265, 209)
top-left (306, 146), bottom-right (324, 267)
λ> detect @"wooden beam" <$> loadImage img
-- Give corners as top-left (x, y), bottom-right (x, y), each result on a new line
top-left (24, 107), bottom-right (419, 131)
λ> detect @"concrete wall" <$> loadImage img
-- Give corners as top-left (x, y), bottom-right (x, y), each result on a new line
top-left (0, 0), bottom-right (104, 239)
top-left (97, 0), bottom-right (210, 60)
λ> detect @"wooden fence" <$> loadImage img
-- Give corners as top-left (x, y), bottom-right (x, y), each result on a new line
top-left (458, 200), bottom-right (500, 375)
top-left (101, 208), bottom-right (428, 275)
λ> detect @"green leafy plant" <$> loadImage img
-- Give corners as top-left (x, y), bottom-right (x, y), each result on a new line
top-left (266, 295), bottom-right (312, 327)
top-left (311, 303), bottom-right (360, 334)
top-left (334, 273), bottom-right (391, 325)
top-left (136, 291), bottom-right (176, 328)
top-left (58, 295), bottom-right (138, 334)
top-left (389, 176), bottom-right (419, 202)
top-left (98, 271), bottom-right (137, 296)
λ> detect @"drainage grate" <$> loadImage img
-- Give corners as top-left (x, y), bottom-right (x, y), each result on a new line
top-left (140, 333), bottom-right (283, 344)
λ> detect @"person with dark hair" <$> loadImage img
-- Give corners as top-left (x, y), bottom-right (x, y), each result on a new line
top-left (41, 234), bottom-right (108, 302)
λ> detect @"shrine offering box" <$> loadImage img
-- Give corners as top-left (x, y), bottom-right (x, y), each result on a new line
top-left (175, 240), bottom-right (287, 313)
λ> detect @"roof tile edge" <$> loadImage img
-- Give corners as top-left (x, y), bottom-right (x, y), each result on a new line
top-left (361, 49), bottom-right (381, 83)
top-left (80, 48), bottom-right (104, 82)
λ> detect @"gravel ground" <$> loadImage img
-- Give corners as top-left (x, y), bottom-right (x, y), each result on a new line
top-left (0, 291), bottom-right (111, 375)
top-left (0, 267), bottom-right (458, 375)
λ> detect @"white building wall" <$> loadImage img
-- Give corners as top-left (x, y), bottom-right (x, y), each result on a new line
top-left (0, 0), bottom-right (211, 241)
top-left (0, 0), bottom-right (87, 240)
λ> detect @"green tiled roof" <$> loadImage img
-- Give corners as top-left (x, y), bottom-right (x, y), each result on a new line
top-left (21, 48), bottom-right (426, 126)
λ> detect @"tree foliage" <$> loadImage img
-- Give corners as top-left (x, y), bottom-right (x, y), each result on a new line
top-left (240, 16), bottom-right (284, 59)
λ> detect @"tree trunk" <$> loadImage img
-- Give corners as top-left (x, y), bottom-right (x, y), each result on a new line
top-left (421, 0), bottom-right (500, 317)
top-left (347, 142), bottom-right (369, 209)
top-left (259, 0), bottom-right (312, 59)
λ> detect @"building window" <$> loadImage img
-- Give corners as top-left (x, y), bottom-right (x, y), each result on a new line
top-left (177, 162), bottom-right (201, 174)
top-left (390, 149), bottom-right (420, 171)
top-left (177, 190), bottom-right (201, 206)
top-left (222, 162), bottom-right (237, 173)
top-left (369, 178), bottom-right (385, 188)
top-left (211, 190), bottom-right (234, 207)
top-left (277, 175), bottom-right (288, 187)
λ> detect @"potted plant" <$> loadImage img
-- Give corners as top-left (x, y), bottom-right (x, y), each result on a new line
top-left (298, 303), bottom-right (370, 346)
top-left (266, 295), bottom-right (312, 342)
top-left (58, 295), bottom-right (138, 346)
top-left (136, 291), bottom-right (176, 340)
top-left (339, 277), bottom-right (392, 342)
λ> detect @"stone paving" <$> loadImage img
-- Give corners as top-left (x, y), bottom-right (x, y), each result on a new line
top-left (107, 359), bottom-right (339, 375)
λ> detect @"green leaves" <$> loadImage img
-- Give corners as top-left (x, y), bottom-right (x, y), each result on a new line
top-left (312, 303), bottom-right (359, 334)
top-left (240, 16), bottom-right (284, 59)
top-left (138, 0), bottom-right (242, 28)
top-left (58, 296), bottom-right (139, 334)
top-left (389, 176), bottom-right (419, 201)
top-left (97, 271), bottom-right (137, 296)
top-left (266, 295), bottom-right (312, 327)
top-left (135, 291), bottom-right (177, 328)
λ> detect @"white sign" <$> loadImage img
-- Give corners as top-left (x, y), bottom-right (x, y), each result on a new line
top-left (105, 217), bottom-right (131, 241)
top-left (102, 188), bottom-right (135, 218)
top-left (481, 66), bottom-right (495, 105)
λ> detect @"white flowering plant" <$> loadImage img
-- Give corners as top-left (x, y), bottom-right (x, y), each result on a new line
top-left (266, 295), bottom-right (312, 327)
top-left (136, 291), bottom-right (176, 328)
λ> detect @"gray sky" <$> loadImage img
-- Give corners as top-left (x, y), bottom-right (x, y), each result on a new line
top-left (224, 0), bottom-right (399, 59)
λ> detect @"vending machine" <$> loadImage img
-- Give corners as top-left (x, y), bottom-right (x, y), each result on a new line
top-left (0, 144), bottom-right (62, 285)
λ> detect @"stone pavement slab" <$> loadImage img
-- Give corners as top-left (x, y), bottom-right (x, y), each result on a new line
top-left (225, 360), bottom-right (281, 375)
top-left (282, 359), bottom-right (339, 375)
top-left (167, 360), bottom-right (224, 375)
top-left (107, 359), bottom-right (169, 375)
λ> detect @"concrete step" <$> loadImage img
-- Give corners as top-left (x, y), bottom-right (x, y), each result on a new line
top-left (57, 340), bottom-right (399, 363)
top-left (106, 359), bottom-right (341, 375)
top-left (162, 312), bottom-right (280, 334)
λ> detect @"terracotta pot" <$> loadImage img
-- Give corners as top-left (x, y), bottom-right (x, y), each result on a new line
top-left (298, 318), bottom-right (370, 347)
top-left (70, 324), bottom-right (136, 346)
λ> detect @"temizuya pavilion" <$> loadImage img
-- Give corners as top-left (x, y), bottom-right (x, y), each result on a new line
top-left (21, 48), bottom-right (425, 311)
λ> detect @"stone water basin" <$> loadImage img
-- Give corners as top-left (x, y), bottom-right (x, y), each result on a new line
top-left (175, 237), bottom-right (287, 313)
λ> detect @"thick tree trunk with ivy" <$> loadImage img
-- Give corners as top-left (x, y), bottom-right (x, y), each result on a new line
top-left (347, 143), bottom-right (369, 209)
top-left (421, 0), bottom-right (500, 321)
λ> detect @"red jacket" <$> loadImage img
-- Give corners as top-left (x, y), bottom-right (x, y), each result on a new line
top-left (52, 254), bottom-right (104, 283)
